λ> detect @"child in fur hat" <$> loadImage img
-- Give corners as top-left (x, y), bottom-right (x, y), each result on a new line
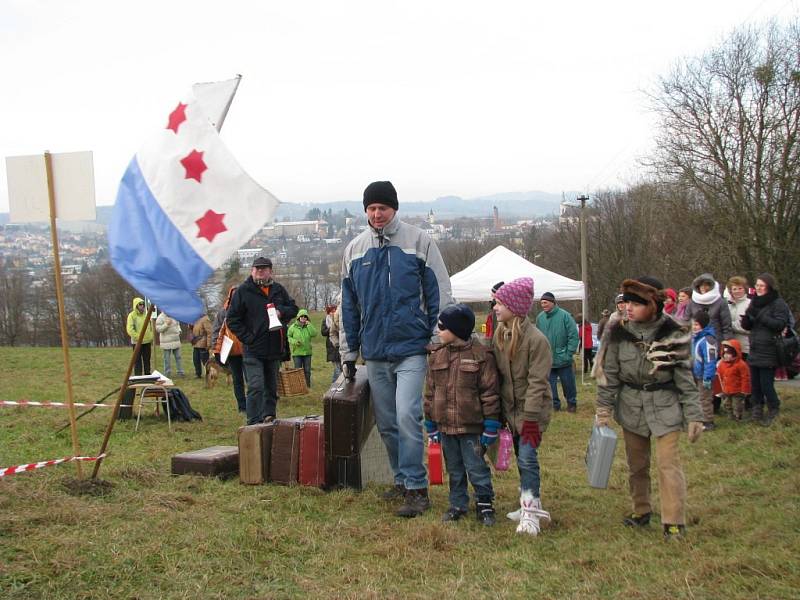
top-left (491, 278), bottom-right (553, 536)
top-left (423, 304), bottom-right (501, 526)
top-left (594, 276), bottom-right (704, 540)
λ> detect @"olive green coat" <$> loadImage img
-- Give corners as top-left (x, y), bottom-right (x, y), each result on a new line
top-left (492, 318), bottom-right (553, 435)
top-left (596, 314), bottom-right (702, 438)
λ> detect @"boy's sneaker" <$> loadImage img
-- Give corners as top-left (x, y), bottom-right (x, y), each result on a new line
top-left (475, 501), bottom-right (496, 527)
top-left (381, 484), bottom-right (406, 501)
top-left (622, 512), bottom-right (651, 527)
top-left (663, 524), bottom-right (686, 540)
top-left (762, 407), bottom-right (780, 427)
top-left (396, 488), bottom-right (431, 518)
top-left (441, 507), bottom-right (468, 522)
top-left (506, 508), bottom-right (521, 522)
top-left (703, 422), bottom-right (716, 432)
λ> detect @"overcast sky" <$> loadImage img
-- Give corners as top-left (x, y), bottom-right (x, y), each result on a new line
top-left (1, 0), bottom-right (796, 214)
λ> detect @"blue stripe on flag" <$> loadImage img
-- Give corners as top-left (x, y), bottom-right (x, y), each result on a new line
top-left (108, 157), bottom-right (213, 323)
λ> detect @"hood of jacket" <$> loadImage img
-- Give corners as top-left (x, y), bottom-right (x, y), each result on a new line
top-left (297, 308), bottom-right (309, 319)
top-left (131, 297), bottom-right (145, 312)
top-left (721, 338), bottom-right (743, 359)
top-left (693, 324), bottom-right (716, 342)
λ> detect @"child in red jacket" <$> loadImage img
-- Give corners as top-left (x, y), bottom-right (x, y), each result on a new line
top-left (716, 339), bottom-right (751, 421)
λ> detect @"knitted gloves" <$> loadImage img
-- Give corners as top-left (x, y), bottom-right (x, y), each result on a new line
top-left (520, 420), bottom-right (541, 448)
top-left (424, 419), bottom-right (441, 444)
top-left (687, 421), bottom-right (704, 443)
top-left (480, 419), bottom-right (502, 446)
top-left (595, 406), bottom-right (613, 428)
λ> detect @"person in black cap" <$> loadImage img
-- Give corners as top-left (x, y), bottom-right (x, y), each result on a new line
top-left (484, 281), bottom-right (504, 340)
top-left (340, 180), bottom-right (453, 518)
top-left (227, 257), bottom-right (298, 425)
top-left (536, 291), bottom-right (580, 412)
top-left (423, 304), bottom-right (501, 526)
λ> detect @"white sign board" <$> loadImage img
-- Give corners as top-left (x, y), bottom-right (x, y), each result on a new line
top-left (5, 151), bottom-right (96, 223)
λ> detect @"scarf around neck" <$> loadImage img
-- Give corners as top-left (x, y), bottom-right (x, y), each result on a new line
top-left (692, 282), bottom-right (721, 306)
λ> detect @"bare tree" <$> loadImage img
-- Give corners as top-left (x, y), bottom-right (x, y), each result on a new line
top-left (650, 21), bottom-right (800, 306)
top-left (0, 263), bottom-right (27, 346)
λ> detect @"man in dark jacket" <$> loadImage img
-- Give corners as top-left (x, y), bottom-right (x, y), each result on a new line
top-left (227, 256), bottom-right (298, 425)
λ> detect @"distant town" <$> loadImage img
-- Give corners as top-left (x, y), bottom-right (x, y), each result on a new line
top-left (0, 200), bottom-right (578, 293)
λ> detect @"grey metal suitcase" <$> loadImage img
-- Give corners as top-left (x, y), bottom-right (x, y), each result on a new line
top-left (585, 425), bottom-right (617, 488)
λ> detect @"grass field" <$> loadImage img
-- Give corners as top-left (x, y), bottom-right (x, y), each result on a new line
top-left (1, 312), bottom-right (799, 599)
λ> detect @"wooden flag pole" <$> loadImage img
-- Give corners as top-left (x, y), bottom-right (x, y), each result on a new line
top-left (91, 304), bottom-right (154, 479)
top-left (44, 151), bottom-right (83, 478)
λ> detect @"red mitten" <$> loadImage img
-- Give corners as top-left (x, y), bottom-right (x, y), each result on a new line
top-left (521, 420), bottom-right (541, 448)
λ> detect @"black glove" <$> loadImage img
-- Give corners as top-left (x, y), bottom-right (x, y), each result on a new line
top-left (343, 361), bottom-right (357, 381)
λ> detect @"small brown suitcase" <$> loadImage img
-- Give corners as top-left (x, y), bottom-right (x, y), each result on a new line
top-left (298, 416), bottom-right (325, 487)
top-left (270, 417), bottom-right (302, 485)
top-left (238, 423), bottom-right (275, 484)
top-left (323, 367), bottom-right (394, 490)
top-left (323, 367), bottom-right (372, 458)
top-left (171, 445), bottom-right (239, 477)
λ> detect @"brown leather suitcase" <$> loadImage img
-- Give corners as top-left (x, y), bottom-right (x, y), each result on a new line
top-left (238, 423), bottom-right (274, 484)
top-left (298, 416), bottom-right (326, 487)
top-left (270, 417), bottom-right (302, 485)
top-left (324, 368), bottom-right (372, 458)
top-left (171, 446), bottom-right (239, 477)
top-left (323, 367), bottom-right (393, 490)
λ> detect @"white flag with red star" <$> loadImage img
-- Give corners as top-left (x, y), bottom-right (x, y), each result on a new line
top-left (108, 79), bottom-right (279, 323)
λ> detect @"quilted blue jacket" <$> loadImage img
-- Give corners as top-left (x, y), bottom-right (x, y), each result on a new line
top-left (340, 215), bottom-right (452, 362)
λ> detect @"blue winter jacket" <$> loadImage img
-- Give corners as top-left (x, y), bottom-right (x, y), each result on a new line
top-left (340, 215), bottom-right (452, 362)
top-left (692, 325), bottom-right (718, 382)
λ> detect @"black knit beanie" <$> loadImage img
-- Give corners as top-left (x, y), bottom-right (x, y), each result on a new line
top-left (363, 181), bottom-right (398, 211)
top-left (438, 303), bottom-right (475, 341)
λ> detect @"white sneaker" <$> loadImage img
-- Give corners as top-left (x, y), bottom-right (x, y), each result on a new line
top-left (506, 508), bottom-right (521, 521)
top-left (515, 491), bottom-right (550, 536)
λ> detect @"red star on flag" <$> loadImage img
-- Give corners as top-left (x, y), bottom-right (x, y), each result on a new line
top-left (166, 102), bottom-right (188, 134)
top-left (195, 209), bottom-right (227, 242)
top-left (180, 149), bottom-right (207, 182)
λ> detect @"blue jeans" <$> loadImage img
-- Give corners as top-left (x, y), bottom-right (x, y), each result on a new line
top-left (227, 354), bottom-right (247, 412)
top-left (749, 365), bottom-right (779, 410)
top-left (441, 433), bottom-right (494, 509)
top-left (330, 361), bottom-right (342, 383)
top-left (366, 354), bottom-right (428, 490)
top-left (549, 364), bottom-right (577, 410)
top-left (162, 347), bottom-right (184, 377)
top-left (293, 355), bottom-right (312, 387)
top-left (513, 434), bottom-right (542, 497)
top-left (243, 355), bottom-right (281, 425)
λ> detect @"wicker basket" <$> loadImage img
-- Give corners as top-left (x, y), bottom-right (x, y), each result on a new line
top-left (277, 364), bottom-right (308, 397)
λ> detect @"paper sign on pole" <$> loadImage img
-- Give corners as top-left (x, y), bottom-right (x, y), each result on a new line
top-left (5, 151), bottom-right (96, 223)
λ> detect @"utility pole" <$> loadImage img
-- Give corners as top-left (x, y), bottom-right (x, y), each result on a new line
top-left (578, 194), bottom-right (589, 315)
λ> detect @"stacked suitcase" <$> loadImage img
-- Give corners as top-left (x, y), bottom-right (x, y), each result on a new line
top-left (238, 423), bottom-right (275, 484)
top-left (323, 368), bottom-right (394, 490)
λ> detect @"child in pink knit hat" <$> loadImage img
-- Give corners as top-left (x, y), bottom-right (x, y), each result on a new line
top-left (491, 277), bottom-right (554, 536)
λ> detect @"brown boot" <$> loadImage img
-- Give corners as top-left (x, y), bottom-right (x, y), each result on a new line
top-left (395, 488), bottom-right (431, 518)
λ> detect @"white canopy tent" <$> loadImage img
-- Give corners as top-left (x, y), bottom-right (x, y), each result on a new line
top-left (449, 245), bottom-right (585, 303)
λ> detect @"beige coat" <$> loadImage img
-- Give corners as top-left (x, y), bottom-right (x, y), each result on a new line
top-left (492, 318), bottom-right (553, 435)
top-left (191, 315), bottom-right (212, 349)
top-left (596, 314), bottom-right (702, 438)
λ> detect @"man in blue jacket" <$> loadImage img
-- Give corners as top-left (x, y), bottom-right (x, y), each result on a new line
top-left (536, 292), bottom-right (580, 412)
top-left (340, 181), bottom-right (452, 518)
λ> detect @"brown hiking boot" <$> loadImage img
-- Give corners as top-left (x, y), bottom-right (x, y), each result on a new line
top-left (396, 488), bottom-right (431, 518)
